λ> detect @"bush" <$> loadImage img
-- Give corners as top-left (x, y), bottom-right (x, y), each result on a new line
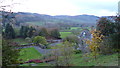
top-left (25, 37), bottom-right (32, 43)
top-left (33, 36), bottom-right (48, 45)
top-left (99, 33), bottom-right (120, 54)
top-left (74, 50), bottom-right (81, 54)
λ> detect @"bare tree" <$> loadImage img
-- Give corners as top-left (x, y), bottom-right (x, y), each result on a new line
top-left (51, 41), bottom-right (74, 66)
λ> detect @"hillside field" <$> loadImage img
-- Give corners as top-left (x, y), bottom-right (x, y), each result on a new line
top-left (60, 32), bottom-right (73, 38)
top-left (18, 47), bottom-right (42, 62)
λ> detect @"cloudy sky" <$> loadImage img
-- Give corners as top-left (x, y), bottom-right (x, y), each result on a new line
top-left (1, 0), bottom-right (120, 16)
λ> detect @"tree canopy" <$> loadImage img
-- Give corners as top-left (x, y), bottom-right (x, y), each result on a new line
top-left (2, 39), bottom-right (20, 66)
top-left (33, 36), bottom-right (48, 45)
top-left (4, 23), bottom-right (15, 39)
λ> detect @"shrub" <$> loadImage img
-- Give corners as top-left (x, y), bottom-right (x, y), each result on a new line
top-left (25, 37), bottom-right (32, 43)
top-left (74, 50), bottom-right (81, 54)
top-left (33, 36), bottom-right (48, 45)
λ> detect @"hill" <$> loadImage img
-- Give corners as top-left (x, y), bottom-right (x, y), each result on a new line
top-left (1, 11), bottom-right (100, 27)
top-left (14, 12), bottom-right (99, 25)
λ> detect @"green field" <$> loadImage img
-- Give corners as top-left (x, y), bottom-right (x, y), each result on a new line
top-left (12, 38), bottom-right (28, 45)
top-left (19, 47), bottom-right (42, 62)
top-left (61, 27), bottom-right (88, 32)
top-left (18, 47), bottom-right (49, 66)
top-left (26, 22), bottom-right (44, 26)
top-left (60, 32), bottom-right (73, 38)
top-left (70, 27), bottom-right (91, 31)
top-left (72, 53), bottom-right (118, 66)
top-left (19, 49), bottom-right (118, 66)
top-left (70, 27), bottom-right (81, 30)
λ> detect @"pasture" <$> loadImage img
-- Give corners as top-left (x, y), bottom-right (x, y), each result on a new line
top-left (60, 32), bottom-right (73, 38)
top-left (18, 47), bottom-right (42, 62)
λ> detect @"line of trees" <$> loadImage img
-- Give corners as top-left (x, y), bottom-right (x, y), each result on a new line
top-left (36, 27), bottom-right (61, 39)
top-left (20, 26), bottom-right (36, 38)
top-left (3, 24), bottom-right (61, 39)
top-left (3, 23), bottom-right (15, 39)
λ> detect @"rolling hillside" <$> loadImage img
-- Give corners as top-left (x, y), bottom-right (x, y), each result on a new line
top-left (14, 12), bottom-right (99, 24)
top-left (1, 11), bottom-right (100, 27)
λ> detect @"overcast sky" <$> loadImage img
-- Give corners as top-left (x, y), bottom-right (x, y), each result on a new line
top-left (1, 0), bottom-right (120, 16)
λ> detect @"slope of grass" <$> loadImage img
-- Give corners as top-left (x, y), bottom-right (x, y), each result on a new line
top-left (72, 53), bottom-right (118, 66)
top-left (12, 38), bottom-right (28, 45)
top-left (18, 47), bottom-right (42, 62)
top-left (60, 32), bottom-right (73, 38)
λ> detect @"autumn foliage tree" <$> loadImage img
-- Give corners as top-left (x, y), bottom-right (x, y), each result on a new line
top-left (86, 29), bottom-right (104, 59)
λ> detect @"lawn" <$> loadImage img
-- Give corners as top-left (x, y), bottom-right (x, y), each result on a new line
top-left (72, 53), bottom-right (118, 66)
top-left (18, 47), bottom-right (50, 66)
top-left (60, 32), bottom-right (73, 38)
top-left (12, 38), bottom-right (28, 45)
top-left (18, 47), bottom-right (42, 62)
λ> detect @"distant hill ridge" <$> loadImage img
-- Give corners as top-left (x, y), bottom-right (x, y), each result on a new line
top-left (1, 11), bottom-right (100, 25)
top-left (14, 12), bottom-right (100, 24)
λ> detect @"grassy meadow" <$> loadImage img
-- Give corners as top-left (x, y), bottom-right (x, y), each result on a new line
top-left (72, 53), bottom-right (118, 66)
top-left (60, 32), bottom-right (73, 38)
top-left (18, 47), bottom-right (42, 62)
top-left (18, 51), bottom-right (118, 66)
